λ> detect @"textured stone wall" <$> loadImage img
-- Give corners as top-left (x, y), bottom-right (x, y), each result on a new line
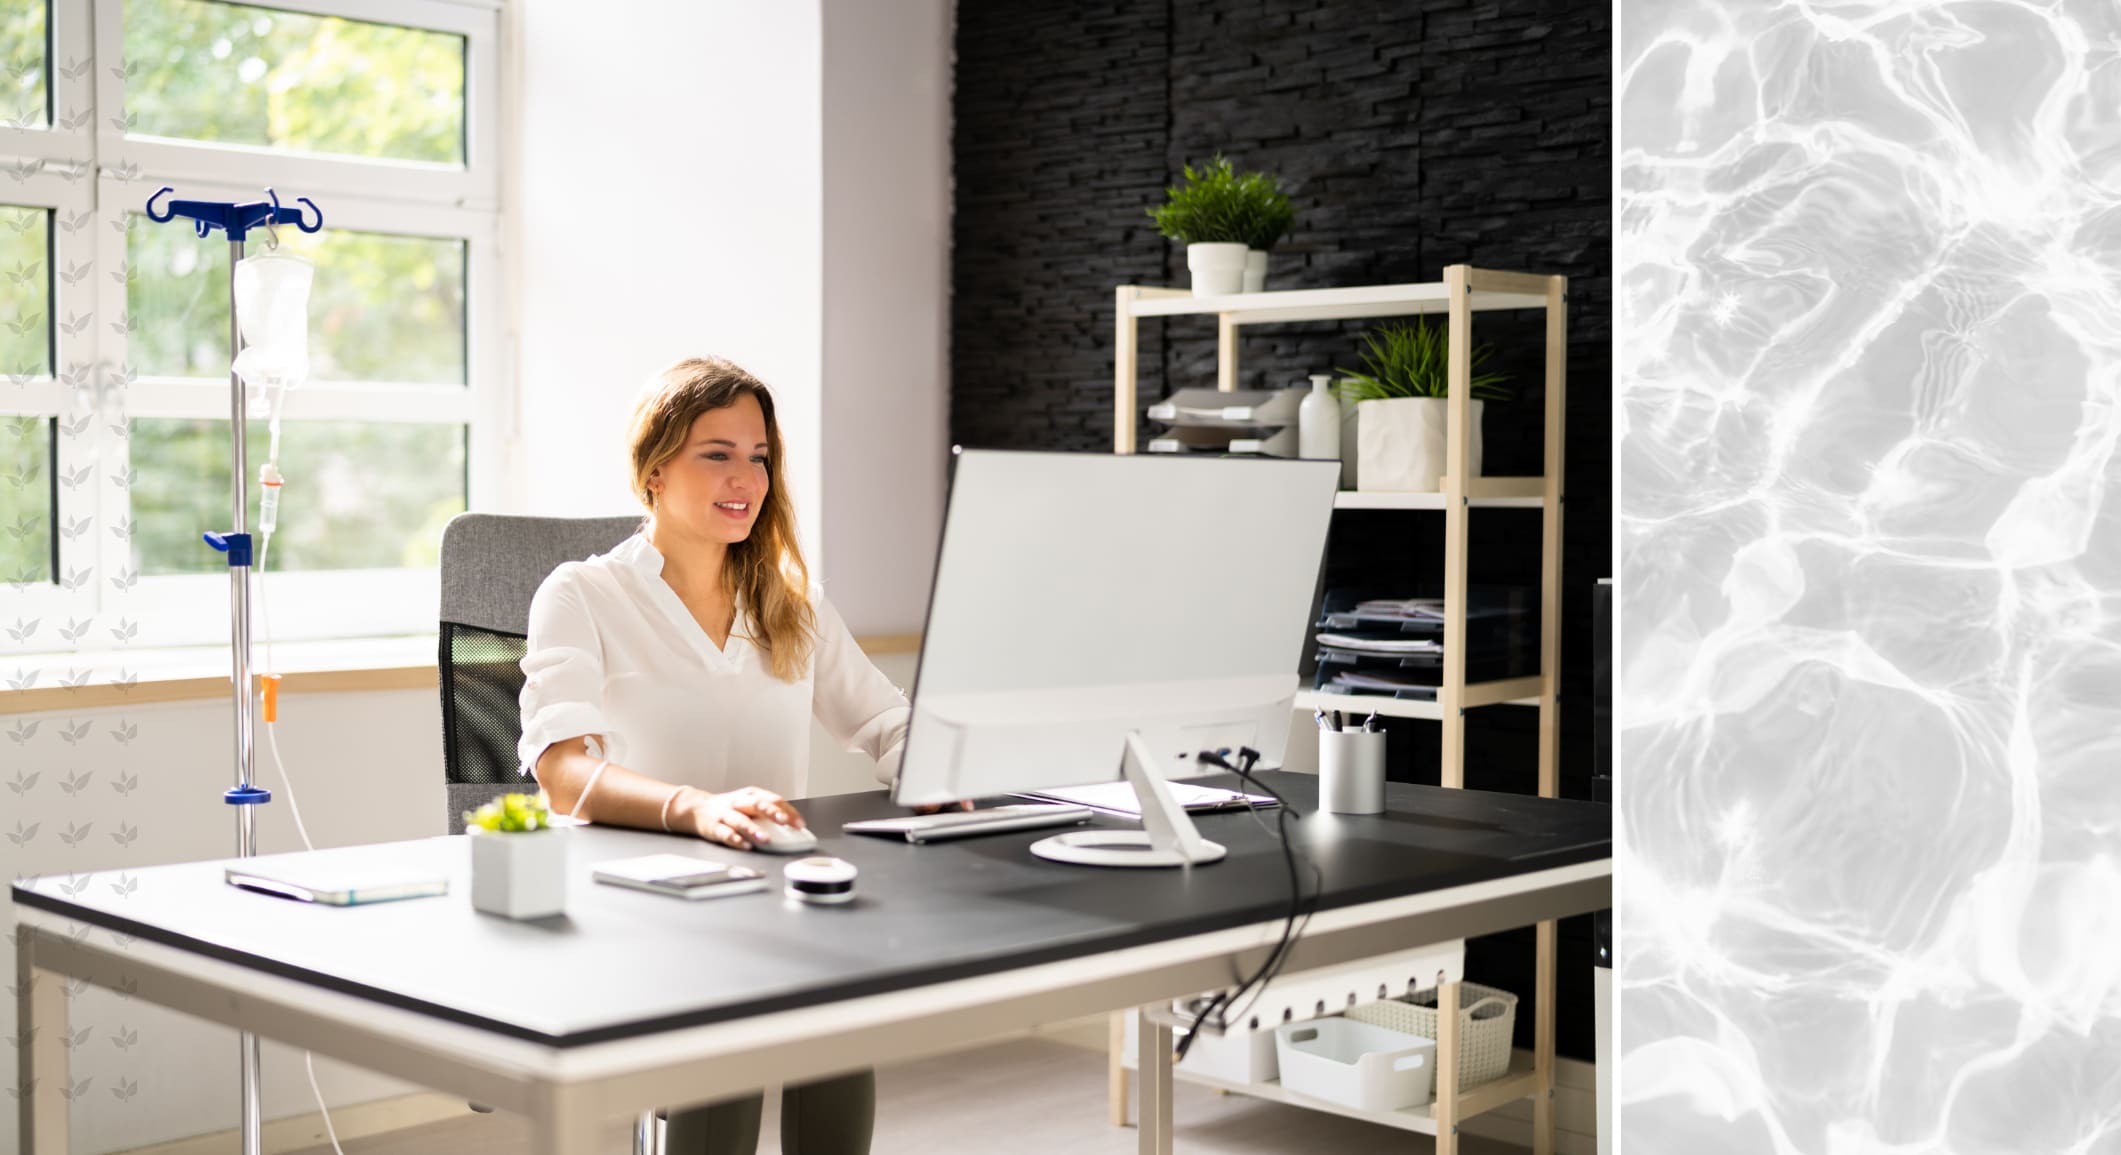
top-left (953, 0), bottom-right (1611, 1061)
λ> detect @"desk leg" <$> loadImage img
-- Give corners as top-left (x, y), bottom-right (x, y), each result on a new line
top-left (535, 1087), bottom-right (632, 1155)
top-left (1434, 980), bottom-right (1460, 1155)
top-left (16, 929), bottom-right (70, 1155)
top-left (1534, 918), bottom-right (1558, 1155)
top-left (1136, 1003), bottom-right (1173, 1155)
top-left (1108, 1012), bottom-right (1131, 1126)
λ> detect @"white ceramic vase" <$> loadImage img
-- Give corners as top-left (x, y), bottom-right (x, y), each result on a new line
top-left (1187, 243), bottom-right (1248, 297)
top-left (1243, 249), bottom-right (1268, 292)
top-left (1355, 398), bottom-right (1484, 493)
top-left (469, 827), bottom-right (568, 919)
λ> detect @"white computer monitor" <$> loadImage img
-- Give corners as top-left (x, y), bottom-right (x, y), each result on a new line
top-left (893, 449), bottom-right (1339, 867)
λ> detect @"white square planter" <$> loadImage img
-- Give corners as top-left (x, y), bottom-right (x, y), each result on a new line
top-left (470, 828), bottom-right (569, 919)
top-left (1355, 397), bottom-right (1483, 493)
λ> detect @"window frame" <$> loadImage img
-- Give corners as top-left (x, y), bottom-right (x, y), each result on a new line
top-left (1, 0), bottom-right (505, 658)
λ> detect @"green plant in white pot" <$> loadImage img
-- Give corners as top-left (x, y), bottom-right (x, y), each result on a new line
top-left (1149, 156), bottom-right (1252, 297)
top-left (1234, 169), bottom-right (1294, 292)
top-left (1337, 320), bottom-right (1511, 493)
top-left (464, 791), bottom-right (568, 919)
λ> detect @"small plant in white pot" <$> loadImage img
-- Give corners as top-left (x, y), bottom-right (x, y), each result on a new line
top-left (464, 791), bottom-right (568, 919)
top-left (1338, 320), bottom-right (1511, 493)
top-left (1149, 156), bottom-right (1251, 297)
top-left (1235, 169), bottom-right (1294, 292)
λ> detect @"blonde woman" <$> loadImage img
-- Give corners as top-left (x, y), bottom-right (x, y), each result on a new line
top-left (517, 356), bottom-right (899, 1154)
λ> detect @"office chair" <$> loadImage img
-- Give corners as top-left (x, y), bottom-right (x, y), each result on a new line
top-left (436, 512), bottom-right (665, 1154)
top-left (437, 512), bottom-right (641, 832)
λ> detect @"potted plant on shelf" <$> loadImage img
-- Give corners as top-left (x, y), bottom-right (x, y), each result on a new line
top-left (464, 791), bottom-right (568, 919)
top-left (1149, 155), bottom-right (1251, 297)
top-left (1337, 319), bottom-right (1511, 493)
top-left (1236, 169), bottom-right (1294, 293)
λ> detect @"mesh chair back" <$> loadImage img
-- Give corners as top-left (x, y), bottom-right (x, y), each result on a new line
top-left (438, 513), bottom-right (641, 832)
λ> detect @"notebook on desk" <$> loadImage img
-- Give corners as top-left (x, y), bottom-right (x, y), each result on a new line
top-left (224, 864), bottom-right (447, 907)
top-left (1014, 781), bottom-right (1278, 818)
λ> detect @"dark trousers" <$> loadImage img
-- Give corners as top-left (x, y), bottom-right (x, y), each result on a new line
top-left (662, 1069), bottom-right (876, 1155)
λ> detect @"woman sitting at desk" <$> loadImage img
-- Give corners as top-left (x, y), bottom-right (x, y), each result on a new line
top-left (517, 355), bottom-right (902, 1155)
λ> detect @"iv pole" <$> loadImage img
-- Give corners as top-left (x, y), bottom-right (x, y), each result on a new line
top-left (142, 186), bottom-right (322, 1155)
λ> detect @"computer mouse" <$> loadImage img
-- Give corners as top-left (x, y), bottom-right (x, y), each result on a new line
top-left (748, 818), bottom-right (818, 855)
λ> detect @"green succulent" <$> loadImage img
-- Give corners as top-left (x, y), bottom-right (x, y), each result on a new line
top-left (1337, 319), bottom-right (1512, 404)
top-left (1149, 156), bottom-right (1295, 249)
top-left (464, 791), bottom-right (554, 834)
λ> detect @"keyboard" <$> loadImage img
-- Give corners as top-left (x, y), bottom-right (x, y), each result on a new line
top-left (841, 803), bottom-right (1094, 844)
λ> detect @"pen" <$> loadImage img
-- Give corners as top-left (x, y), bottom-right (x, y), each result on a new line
top-left (1363, 711), bottom-right (1377, 732)
top-left (1331, 710), bottom-right (1344, 732)
top-left (1313, 708), bottom-right (1330, 732)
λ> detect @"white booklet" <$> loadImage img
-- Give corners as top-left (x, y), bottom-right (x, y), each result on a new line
top-left (590, 854), bottom-right (767, 900)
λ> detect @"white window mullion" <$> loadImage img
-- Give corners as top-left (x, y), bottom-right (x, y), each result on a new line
top-left (124, 379), bottom-right (477, 424)
top-left (89, 167), bottom-right (134, 650)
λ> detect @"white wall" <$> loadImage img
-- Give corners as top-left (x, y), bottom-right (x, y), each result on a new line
top-left (819, 0), bottom-right (953, 635)
top-left (513, 0), bottom-right (828, 567)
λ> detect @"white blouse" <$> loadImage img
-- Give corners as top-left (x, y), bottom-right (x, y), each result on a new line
top-left (515, 532), bottom-right (910, 800)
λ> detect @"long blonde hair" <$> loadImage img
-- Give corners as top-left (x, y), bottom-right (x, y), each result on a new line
top-left (628, 357), bottom-right (816, 682)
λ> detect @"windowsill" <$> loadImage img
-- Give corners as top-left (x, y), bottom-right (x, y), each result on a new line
top-left (2, 636), bottom-right (441, 714)
top-left (2, 633), bottom-right (921, 715)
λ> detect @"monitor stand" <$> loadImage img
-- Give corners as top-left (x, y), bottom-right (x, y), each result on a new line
top-left (1030, 732), bottom-right (1228, 868)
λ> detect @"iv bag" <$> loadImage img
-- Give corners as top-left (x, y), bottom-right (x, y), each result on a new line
top-left (231, 251), bottom-right (314, 393)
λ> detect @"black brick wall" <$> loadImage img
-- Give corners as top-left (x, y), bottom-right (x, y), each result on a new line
top-left (953, 0), bottom-right (1611, 1064)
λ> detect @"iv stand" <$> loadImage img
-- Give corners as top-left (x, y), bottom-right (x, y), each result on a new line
top-left (142, 186), bottom-right (322, 1155)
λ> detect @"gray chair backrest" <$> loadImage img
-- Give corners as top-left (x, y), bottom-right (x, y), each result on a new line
top-left (437, 513), bottom-right (641, 832)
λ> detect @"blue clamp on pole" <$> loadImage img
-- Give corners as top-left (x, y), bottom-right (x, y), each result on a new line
top-left (203, 531), bottom-right (254, 567)
top-left (225, 785), bottom-right (272, 806)
top-left (145, 185), bottom-right (323, 242)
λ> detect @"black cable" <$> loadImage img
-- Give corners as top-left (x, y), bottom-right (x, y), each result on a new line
top-left (1171, 748), bottom-right (1321, 1062)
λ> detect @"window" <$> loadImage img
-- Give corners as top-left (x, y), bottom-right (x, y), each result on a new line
top-left (0, 0), bottom-right (501, 655)
top-left (3, 1), bottom-right (47, 133)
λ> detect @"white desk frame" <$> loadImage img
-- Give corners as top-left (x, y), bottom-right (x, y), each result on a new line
top-left (17, 859), bottom-right (1608, 1155)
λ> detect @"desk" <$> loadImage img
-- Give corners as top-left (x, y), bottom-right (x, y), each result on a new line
top-left (13, 775), bottom-right (1610, 1154)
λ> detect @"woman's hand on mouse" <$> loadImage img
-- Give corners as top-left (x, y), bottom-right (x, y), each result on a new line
top-left (683, 786), bottom-right (803, 849)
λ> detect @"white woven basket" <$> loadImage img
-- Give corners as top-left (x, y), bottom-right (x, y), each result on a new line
top-left (1344, 981), bottom-right (1517, 1089)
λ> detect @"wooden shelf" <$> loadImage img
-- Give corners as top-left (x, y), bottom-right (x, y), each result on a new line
top-left (1112, 266), bottom-right (1568, 1154)
top-left (1124, 281), bottom-right (1550, 323)
top-left (1335, 479), bottom-right (1546, 510)
top-left (1166, 1049), bottom-right (1542, 1136)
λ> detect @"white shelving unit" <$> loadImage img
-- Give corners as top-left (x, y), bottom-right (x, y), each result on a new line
top-left (1110, 265), bottom-right (1569, 1155)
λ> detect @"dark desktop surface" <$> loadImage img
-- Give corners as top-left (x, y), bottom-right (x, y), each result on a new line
top-left (13, 773), bottom-right (1611, 1047)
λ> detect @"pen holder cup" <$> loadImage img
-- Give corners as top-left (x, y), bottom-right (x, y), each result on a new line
top-left (1319, 729), bottom-right (1387, 815)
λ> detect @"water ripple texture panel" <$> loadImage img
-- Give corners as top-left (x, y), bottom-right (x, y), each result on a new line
top-left (1619, 1), bottom-right (2121, 1151)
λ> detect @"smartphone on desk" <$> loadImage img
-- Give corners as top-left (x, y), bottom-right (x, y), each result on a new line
top-left (592, 854), bottom-right (767, 900)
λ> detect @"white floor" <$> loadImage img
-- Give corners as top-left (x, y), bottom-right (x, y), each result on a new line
top-left (285, 1037), bottom-right (1528, 1155)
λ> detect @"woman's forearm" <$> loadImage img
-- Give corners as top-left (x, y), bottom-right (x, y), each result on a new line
top-left (533, 737), bottom-right (703, 832)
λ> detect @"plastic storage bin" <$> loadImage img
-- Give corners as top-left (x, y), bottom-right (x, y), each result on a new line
top-left (1274, 1018), bottom-right (1437, 1112)
top-left (1345, 981), bottom-right (1518, 1089)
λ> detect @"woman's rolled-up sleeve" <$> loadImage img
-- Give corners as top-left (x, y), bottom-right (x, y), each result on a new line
top-left (809, 595), bottom-right (912, 786)
top-left (517, 568), bottom-right (619, 777)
